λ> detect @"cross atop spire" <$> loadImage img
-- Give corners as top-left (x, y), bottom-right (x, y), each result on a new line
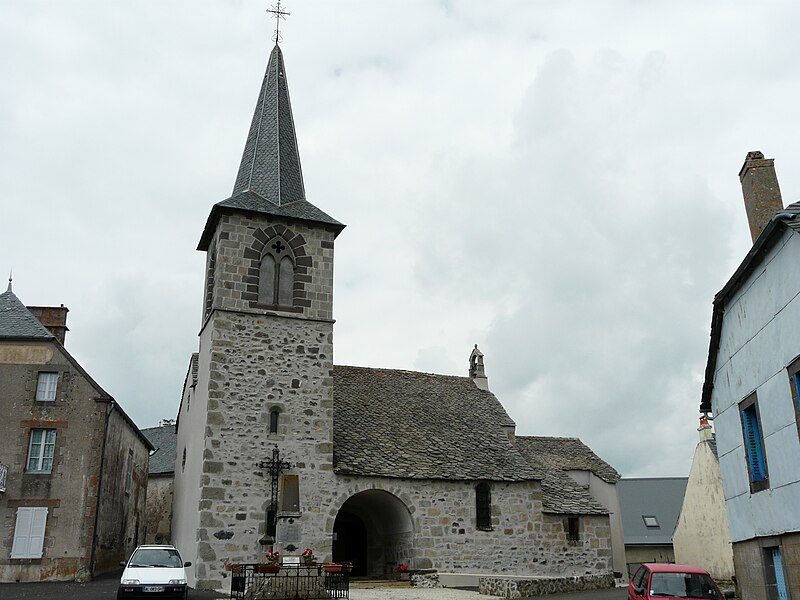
top-left (267, 1), bottom-right (290, 44)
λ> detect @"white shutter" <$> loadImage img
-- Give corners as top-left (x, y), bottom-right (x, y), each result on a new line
top-left (11, 508), bottom-right (32, 558)
top-left (10, 507), bottom-right (48, 559)
top-left (28, 508), bottom-right (48, 557)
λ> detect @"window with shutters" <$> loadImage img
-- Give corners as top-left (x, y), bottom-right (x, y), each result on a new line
top-left (788, 355), bottom-right (800, 439)
top-left (27, 429), bottom-right (56, 473)
top-left (763, 546), bottom-right (789, 600)
top-left (258, 237), bottom-right (295, 307)
top-left (740, 394), bottom-right (769, 493)
top-left (11, 507), bottom-right (48, 559)
top-left (476, 483), bottom-right (492, 530)
top-left (35, 372), bottom-right (59, 401)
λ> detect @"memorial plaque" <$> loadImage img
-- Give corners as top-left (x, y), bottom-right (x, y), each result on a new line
top-left (278, 520), bottom-right (302, 543)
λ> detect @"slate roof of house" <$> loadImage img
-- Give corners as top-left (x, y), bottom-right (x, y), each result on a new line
top-left (618, 477), bottom-right (688, 545)
top-left (198, 44), bottom-right (344, 251)
top-left (515, 436), bottom-right (621, 484)
top-left (332, 365), bottom-right (609, 515)
top-left (142, 425), bottom-right (178, 475)
top-left (0, 285), bottom-right (54, 340)
top-left (701, 200), bottom-right (800, 412)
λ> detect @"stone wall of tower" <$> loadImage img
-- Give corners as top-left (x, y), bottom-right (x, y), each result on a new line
top-left (207, 213), bottom-right (335, 322)
top-left (185, 212), bottom-right (339, 590)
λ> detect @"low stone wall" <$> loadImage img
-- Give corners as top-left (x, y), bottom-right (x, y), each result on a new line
top-left (412, 571), bottom-right (440, 588)
top-left (479, 571), bottom-right (615, 598)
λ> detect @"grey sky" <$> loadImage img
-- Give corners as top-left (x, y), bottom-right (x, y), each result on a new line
top-left (2, 1), bottom-right (798, 477)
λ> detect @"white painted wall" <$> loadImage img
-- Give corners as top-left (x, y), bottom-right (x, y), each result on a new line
top-left (566, 470), bottom-right (626, 576)
top-left (711, 229), bottom-right (800, 542)
top-left (172, 326), bottom-right (211, 587)
top-left (673, 425), bottom-right (734, 580)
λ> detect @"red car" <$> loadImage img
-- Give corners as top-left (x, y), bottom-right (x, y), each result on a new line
top-left (629, 563), bottom-right (734, 600)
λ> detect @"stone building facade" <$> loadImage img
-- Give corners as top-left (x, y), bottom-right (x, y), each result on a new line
top-left (172, 41), bottom-right (619, 592)
top-left (0, 285), bottom-right (152, 582)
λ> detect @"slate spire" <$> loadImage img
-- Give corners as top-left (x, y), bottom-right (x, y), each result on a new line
top-left (232, 43), bottom-right (305, 206)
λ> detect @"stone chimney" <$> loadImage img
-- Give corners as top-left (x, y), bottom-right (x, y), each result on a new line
top-left (27, 305), bottom-right (69, 345)
top-left (469, 345), bottom-right (489, 391)
top-left (739, 151), bottom-right (784, 243)
top-left (698, 415), bottom-right (713, 443)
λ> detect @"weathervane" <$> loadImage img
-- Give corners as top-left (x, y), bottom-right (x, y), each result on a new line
top-left (267, 1), bottom-right (291, 43)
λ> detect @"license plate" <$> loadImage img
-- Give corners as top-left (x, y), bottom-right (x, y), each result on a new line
top-left (144, 586), bottom-right (165, 592)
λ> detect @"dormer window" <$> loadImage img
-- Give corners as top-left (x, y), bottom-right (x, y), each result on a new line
top-left (259, 237), bottom-right (295, 307)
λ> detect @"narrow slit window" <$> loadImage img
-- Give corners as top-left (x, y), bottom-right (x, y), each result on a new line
top-left (269, 410), bottom-right (279, 434)
top-left (476, 483), bottom-right (491, 530)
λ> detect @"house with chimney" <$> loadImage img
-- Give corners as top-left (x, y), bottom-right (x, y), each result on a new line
top-left (0, 283), bottom-right (152, 582)
top-left (170, 33), bottom-right (624, 592)
top-left (700, 152), bottom-right (800, 600)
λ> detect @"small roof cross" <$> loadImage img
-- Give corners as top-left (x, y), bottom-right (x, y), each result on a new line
top-left (267, 1), bottom-right (291, 44)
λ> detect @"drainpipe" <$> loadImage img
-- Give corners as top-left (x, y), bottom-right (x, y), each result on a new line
top-left (89, 401), bottom-right (113, 577)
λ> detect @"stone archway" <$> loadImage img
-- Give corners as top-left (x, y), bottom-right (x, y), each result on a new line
top-left (332, 489), bottom-right (413, 578)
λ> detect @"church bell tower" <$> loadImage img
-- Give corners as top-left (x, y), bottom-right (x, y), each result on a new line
top-left (172, 20), bottom-right (345, 590)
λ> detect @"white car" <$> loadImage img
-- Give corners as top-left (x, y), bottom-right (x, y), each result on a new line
top-left (118, 544), bottom-right (191, 599)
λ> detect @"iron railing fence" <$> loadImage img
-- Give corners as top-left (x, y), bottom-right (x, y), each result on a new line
top-left (230, 563), bottom-right (350, 600)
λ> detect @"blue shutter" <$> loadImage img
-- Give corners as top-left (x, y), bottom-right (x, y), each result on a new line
top-left (741, 405), bottom-right (767, 482)
top-left (792, 373), bottom-right (800, 407)
top-left (772, 548), bottom-right (788, 600)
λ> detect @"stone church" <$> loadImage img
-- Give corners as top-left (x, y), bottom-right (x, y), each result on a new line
top-left (172, 38), bottom-right (622, 592)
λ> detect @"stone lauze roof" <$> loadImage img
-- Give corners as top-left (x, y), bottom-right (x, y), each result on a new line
top-left (332, 365), bottom-right (609, 515)
top-left (142, 425), bottom-right (178, 475)
top-left (0, 288), bottom-right (54, 340)
top-left (515, 436), bottom-right (621, 484)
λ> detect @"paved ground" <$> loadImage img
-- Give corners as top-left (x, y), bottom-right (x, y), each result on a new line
top-left (0, 576), bottom-right (628, 600)
top-left (0, 570), bottom-right (226, 600)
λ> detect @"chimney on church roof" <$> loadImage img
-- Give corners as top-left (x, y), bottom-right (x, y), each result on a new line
top-left (469, 345), bottom-right (489, 391)
top-left (739, 151), bottom-right (784, 243)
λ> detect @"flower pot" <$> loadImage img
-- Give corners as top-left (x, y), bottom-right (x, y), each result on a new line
top-left (257, 564), bottom-right (281, 574)
top-left (323, 564), bottom-right (342, 573)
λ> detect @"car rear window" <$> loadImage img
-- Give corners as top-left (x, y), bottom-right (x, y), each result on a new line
top-left (649, 572), bottom-right (720, 599)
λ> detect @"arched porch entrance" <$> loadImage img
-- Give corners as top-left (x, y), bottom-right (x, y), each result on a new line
top-left (332, 490), bottom-right (413, 578)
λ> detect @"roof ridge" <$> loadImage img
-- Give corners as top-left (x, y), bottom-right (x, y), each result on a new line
top-left (334, 364), bottom-right (470, 380)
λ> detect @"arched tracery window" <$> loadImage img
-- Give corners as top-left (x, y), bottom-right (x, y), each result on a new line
top-left (259, 237), bottom-right (295, 307)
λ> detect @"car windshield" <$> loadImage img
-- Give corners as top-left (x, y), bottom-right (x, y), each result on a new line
top-left (650, 572), bottom-right (720, 599)
top-left (129, 548), bottom-right (183, 568)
